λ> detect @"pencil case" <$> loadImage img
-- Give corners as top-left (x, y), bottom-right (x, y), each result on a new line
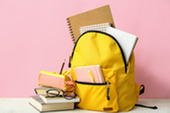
top-left (38, 70), bottom-right (75, 91)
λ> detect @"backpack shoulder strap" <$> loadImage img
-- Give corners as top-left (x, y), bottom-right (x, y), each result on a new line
top-left (136, 84), bottom-right (158, 110)
top-left (135, 104), bottom-right (158, 109)
top-left (140, 85), bottom-right (145, 95)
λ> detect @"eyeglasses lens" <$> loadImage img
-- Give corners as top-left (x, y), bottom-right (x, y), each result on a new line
top-left (64, 92), bottom-right (76, 100)
top-left (47, 90), bottom-right (60, 97)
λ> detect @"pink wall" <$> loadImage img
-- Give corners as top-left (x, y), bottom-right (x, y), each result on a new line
top-left (0, 0), bottom-right (170, 98)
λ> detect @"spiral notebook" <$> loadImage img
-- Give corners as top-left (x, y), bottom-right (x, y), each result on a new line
top-left (80, 23), bottom-right (111, 34)
top-left (66, 5), bottom-right (115, 43)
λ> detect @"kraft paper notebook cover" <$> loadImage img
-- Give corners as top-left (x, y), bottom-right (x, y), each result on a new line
top-left (74, 65), bottom-right (105, 83)
top-left (67, 5), bottom-right (115, 43)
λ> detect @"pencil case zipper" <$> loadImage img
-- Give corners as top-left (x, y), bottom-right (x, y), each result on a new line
top-left (39, 71), bottom-right (64, 78)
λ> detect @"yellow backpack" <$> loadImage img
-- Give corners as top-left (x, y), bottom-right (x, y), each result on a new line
top-left (70, 31), bottom-right (141, 112)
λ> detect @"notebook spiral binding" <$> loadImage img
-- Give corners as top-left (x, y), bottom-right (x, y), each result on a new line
top-left (66, 18), bottom-right (75, 43)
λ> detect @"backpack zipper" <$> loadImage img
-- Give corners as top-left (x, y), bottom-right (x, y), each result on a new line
top-left (107, 81), bottom-right (110, 100)
top-left (75, 81), bottom-right (110, 101)
top-left (69, 30), bottom-right (127, 73)
top-left (75, 81), bottom-right (107, 85)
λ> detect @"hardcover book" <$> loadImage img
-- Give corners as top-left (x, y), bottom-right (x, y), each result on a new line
top-left (29, 96), bottom-right (74, 112)
top-left (39, 95), bottom-right (80, 104)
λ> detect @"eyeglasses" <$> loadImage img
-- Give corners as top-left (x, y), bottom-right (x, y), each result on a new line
top-left (46, 88), bottom-right (76, 100)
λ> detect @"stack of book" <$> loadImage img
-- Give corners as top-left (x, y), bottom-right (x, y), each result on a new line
top-left (29, 87), bottom-right (80, 112)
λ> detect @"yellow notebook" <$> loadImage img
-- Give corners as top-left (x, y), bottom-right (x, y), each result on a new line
top-left (67, 5), bottom-right (115, 43)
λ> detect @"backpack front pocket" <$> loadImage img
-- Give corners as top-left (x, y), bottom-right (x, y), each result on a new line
top-left (75, 81), bottom-right (119, 112)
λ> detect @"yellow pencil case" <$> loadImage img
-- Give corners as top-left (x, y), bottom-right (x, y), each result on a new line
top-left (38, 70), bottom-right (75, 91)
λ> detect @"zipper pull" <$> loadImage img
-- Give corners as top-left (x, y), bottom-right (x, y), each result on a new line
top-left (107, 81), bottom-right (110, 100)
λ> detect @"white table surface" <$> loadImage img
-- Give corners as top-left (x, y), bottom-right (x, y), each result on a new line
top-left (0, 98), bottom-right (170, 113)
